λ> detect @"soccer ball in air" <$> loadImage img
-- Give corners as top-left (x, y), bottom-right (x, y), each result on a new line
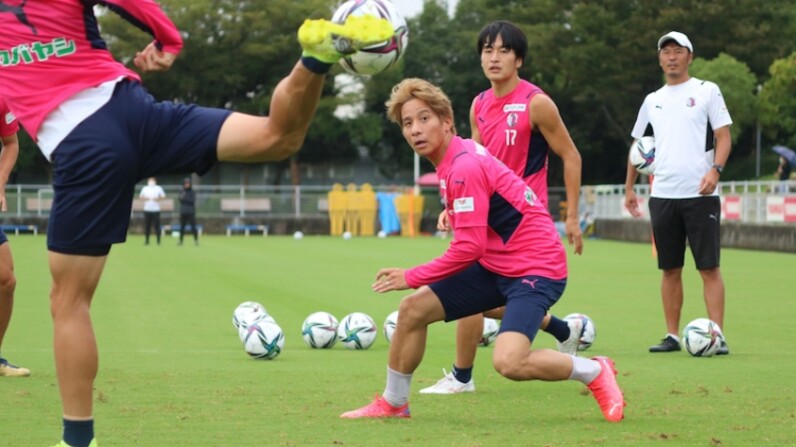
top-left (233, 301), bottom-right (268, 330)
top-left (337, 312), bottom-right (378, 349)
top-left (302, 311), bottom-right (339, 349)
top-left (383, 310), bottom-right (399, 344)
top-left (563, 313), bottom-right (597, 351)
top-left (682, 318), bottom-right (723, 357)
top-left (242, 320), bottom-right (285, 360)
top-left (629, 136), bottom-right (656, 175)
top-left (478, 317), bottom-right (500, 347)
top-left (332, 0), bottom-right (409, 75)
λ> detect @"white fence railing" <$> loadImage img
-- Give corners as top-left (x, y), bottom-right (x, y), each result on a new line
top-left (588, 180), bottom-right (796, 224)
top-left (3, 180), bottom-right (795, 224)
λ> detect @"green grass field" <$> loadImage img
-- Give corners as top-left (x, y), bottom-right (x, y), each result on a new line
top-left (1, 234), bottom-right (795, 446)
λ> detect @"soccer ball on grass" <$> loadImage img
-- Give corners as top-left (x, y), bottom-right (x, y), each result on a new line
top-left (242, 320), bottom-right (285, 360)
top-left (563, 313), bottom-right (597, 351)
top-left (478, 317), bottom-right (500, 347)
top-left (682, 318), bottom-right (723, 357)
top-left (337, 312), bottom-right (377, 349)
top-left (302, 311), bottom-right (339, 349)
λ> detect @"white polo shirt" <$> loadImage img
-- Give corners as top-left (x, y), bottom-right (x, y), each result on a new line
top-left (631, 77), bottom-right (732, 199)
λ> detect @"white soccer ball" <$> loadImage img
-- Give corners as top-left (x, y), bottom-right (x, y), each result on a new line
top-left (302, 311), bottom-right (339, 349)
top-left (240, 314), bottom-right (276, 342)
top-left (383, 310), bottom-right (399, 344)
top-left (343, 231), bottom-right (352, 240)
top-left (682, 318), bottom-right (723, 357)
top-left (478, 317), bottom-right (500, 347)
top-left (242, 320), bottom-right (285, 360)
top-left (337, 312), bottom-right (377, 349)
top-left (377, 230), bottom-right (387, 238)
top-left (293, 231), bottom-right (304, 240)
top-left (629, 136), bottom-right (656, 175)
top-left (563, 313), bottom-right (597, 351)
top-left (233, 301), bottom-right (268, 330)
top-left (332, 0), bottom-right (409, 75)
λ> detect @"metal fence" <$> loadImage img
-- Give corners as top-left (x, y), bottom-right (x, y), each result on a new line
top-left (588, 179), bottom-right (796, 224)
top-left (4, 180), bottom-right (795, 224)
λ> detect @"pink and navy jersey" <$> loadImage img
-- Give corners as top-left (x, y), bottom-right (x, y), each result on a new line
top-left (0, 0), bottom-right (183, 141)
top-left (473, 80), bottom-right (551, 206)
top-left (405, 136), bottom-right (566, 288)
top-left (0, 98), bottom-right (19, 137)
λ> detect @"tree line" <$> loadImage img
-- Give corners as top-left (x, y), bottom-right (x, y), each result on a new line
top-left (10, 0), bottom-right (796, 186)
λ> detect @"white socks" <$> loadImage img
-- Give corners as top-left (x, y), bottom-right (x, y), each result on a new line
top-left (383, 366), bottom-right (413, 407)
top-left (568, 355), bottom-right (601, 384)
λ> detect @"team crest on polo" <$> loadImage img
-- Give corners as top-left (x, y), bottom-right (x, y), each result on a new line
top-left (686, 97), bottom-right (696, 107)
top-left (506, 112), bottom-right (518, 128)
top-left (503, 103), bottom-right (526, 113)
top-left (4, 111), bottom-right (15, 125)
top-left (453, 197), bottom-right (474, 213)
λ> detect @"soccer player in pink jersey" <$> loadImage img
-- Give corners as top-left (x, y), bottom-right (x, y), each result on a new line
top-left (423, 21), bottom-right (585, 394)
top-left (0, 2), bottom-right (394, 446)
top-left (0, 98), bottom-right (30, 378)
top-left (340, 78), bottom-right (623, 422)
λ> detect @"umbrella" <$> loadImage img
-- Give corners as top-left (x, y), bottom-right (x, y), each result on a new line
top-left (773, 145), bottom-right (796, 167)
top-left (415, 172), bottom-right (439, 186)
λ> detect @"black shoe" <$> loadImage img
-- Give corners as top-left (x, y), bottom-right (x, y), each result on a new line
top-left (715, 339), bottom-right (729, 355)
top-left (649, 335), bottom-right (681, 352)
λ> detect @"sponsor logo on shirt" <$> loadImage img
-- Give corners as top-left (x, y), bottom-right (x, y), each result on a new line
top-left (4, 111), bottom-right (15, 125)
top-left (686, 97), bottom-right (696, 108)
top-left (439, 179), bottom-right (446, 189)
top-left (0, 37), bottom-right (77, 67)
top-left (453, 197), bottom-right (474, 213)
top-left (503, 103), bottom-right (527, 113)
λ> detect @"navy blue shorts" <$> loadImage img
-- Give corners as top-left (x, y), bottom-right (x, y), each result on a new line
top-left (0, 227), bottom-right (7, 245)
top-left (429, 263), bottom-right (567, 342)
top-left (47, 80), bottom-right (231, 255)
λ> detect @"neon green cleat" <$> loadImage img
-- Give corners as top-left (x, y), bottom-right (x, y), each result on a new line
top-left (298, 14), bottom-right (394, 64)
top-left (51, 440), bottom-right (97, 447)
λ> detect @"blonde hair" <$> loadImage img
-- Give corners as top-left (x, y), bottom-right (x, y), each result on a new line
top-left (385, 78), bottom-right (457, 135)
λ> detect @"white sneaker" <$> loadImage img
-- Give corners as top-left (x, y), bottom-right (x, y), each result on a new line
top-left (557, 317), bottom-right (584, 356)
top-left (418, 368), bottom-right (475, 394)
top-left (0, 358), bottom-right (30, 377)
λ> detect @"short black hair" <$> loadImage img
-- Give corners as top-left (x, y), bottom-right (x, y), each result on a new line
top-left (477, 20), bottom-right (528, 63)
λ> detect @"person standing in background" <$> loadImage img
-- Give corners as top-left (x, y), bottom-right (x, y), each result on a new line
top-left (775, 156), bottom-right (791, 193)
top-left (139, 177), bottom-right (166, 246)
top-left (178, 177), bottom-right (199, 246)
top-left (625, 31), bottom-right (732, 355)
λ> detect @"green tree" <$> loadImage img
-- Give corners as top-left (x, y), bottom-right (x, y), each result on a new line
top-left (690, 53), bottom-right (757, 143)
top-left (759, 52), bottom-right (796, 149)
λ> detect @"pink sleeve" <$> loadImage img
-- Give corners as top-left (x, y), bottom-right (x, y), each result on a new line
top-left (404, 157), bottom-right (491, 288)
top-left (404, 226), bottom-right (486, 288)
top-left (102, 0), bottom-right (184, 54)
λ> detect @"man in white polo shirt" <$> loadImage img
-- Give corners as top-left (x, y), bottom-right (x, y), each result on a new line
top-left (624, 31), bottom-right (732, 355)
